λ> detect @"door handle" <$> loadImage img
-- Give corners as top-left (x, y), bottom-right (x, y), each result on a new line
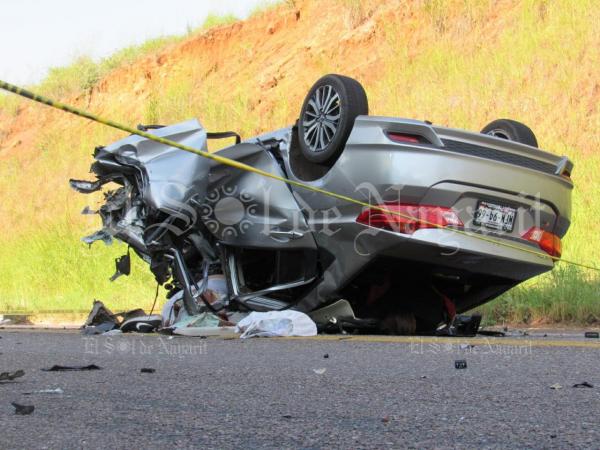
top-left (269, 230), bottom-right (304, 240)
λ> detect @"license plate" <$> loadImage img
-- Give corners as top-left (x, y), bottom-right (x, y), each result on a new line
top-left (474, 201), bottom-right (516, 232)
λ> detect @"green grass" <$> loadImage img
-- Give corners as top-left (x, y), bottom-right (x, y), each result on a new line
top-left (477, 266), bottom-right (600, 325)
top-left (0, 92), bottom-right (23, 117)
top-left (0, 228), bottom-right (160, 314)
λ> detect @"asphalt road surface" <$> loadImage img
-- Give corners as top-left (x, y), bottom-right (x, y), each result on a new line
top-left (1, 329), bottom-right (599, 449)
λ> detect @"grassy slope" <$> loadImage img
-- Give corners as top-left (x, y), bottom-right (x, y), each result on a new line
top-left (0, 0), bottom-right (598, 322)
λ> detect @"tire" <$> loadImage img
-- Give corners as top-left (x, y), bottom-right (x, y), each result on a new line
top-left (298, 74), bottom-right (368, 163)
top-left (480, 119), bottom-right (538, 148)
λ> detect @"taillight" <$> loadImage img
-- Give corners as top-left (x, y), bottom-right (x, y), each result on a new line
top-left (356, 203), bottom-right (463, 234)
top-left (560, 169), bottom-right (572, 182)
top-left (386, 132), bottom-right (430, 144)
top-left (521, 227), bottom-right (562, 258)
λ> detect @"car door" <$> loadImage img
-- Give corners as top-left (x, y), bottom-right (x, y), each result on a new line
top-left (200, 143), bottom-right (319, 298)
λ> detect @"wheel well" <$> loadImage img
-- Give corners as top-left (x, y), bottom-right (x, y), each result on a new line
top-left (339, 257), bottom-right (517, 330)
top-left (288, 124), bottom-right (335, 181)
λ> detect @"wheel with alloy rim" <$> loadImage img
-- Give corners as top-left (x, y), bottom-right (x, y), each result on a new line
top-left (298, 74), bottom-right (368, 164)
top-left (481, 119), bottom-right (538, 148)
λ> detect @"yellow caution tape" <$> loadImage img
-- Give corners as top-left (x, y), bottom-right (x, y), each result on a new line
top-left (0, 79), bottom-right (597, 272)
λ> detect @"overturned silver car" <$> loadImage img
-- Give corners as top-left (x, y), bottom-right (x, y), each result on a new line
top-left (71, 74), bottom-right (573, 334)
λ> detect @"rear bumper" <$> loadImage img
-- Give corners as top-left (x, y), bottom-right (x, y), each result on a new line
top-left (296, 221), bottom-right (551, 313)
top-left (353, 225), bottom-right (553, 281)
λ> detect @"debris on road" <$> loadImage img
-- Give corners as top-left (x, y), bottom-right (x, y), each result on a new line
top-left (323, 353), bottom-right (329, 359)
top-left (120, 315), bottom-right (163, 333)
top-left (82, 300), bottom-right (120, 334)
top-left (550, 383), bottom-right (563, 390)
top-left (455, 360), bottom-right (467, 369)
top-left (236, 311), bottom-right (317, 338)
top-left (0, 370), bottom-right (25, 381)
top-left (381, 416), bottom-right (390, 424)
top-left (103, 329), bottom-right (123, 336)
top-left (313, 368), bottom-right (327, 375)
top-left (161, 275), bottom-right (229, 325)
top-left (23, 388), bottom-right (64, 395)
top-left (82, 321), bottom-right (116, 335)
top-left (140, 368), bottom-right (156, 374)
top-left (77, 274), bottom-right (510, 340)
top-left (11, 402), bottom-right (34, 415)
top-left (42, 364), bottom-right (102, 372)
top-left (82, 300), bottom-right (161, 334)
top-left (572, 382), bottom-right (593, 388)
top-left (0, 316), bottom-right (12, 326)
top-left (165, 310), bottom-right (237, 337)
top-left (439, 314), bottom-right (482, 337)
top-left (477, 330), bottom-right (506, 337)
top-left (584, 332), bottom-right (599, 339)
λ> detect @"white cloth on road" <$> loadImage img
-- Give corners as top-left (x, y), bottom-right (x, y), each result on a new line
top-left (235, 310), bottom-right (317, 338)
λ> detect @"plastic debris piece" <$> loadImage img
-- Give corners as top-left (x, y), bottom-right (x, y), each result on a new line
top-left (12, 402), bottom-right (34, 415)
top-left (120, 315), bottom-right (162, 333)
top-left (477, 330), bottom-right (506, 337)
top-left (103, 329), bottom-right (123, 336)
top-left (82, 300), bottom-right (119, 335)
top-left (455, 360), bottom-right (467, 369)
top-left (82, 229), bottom-right (113, 246)
top-left (313, 368), bottom-right (327, 375)
top-left (82, 322), bottom-right (116, 335)
top-left (23, 388), bottom-right (64, 395)
top-left (550, 383), bottom-right (563, 390)
top-left (0, 370), bottom-right (25, 381)
top-left (140, 368), bottom-right (156, 374)
top-left (381, 416), bottom-right (390, 424)
top-left (42, 364), bottom-right (101, 372)
top-left (170, 312), bottom-right (221, 330)
top-left (110, 253), bottom-right (131, 282)
top-left (573, 382), bottom-right (593, 388)
top-left (36, 388), bottom-right (64, 394)
top-left (584, 332), bottom-right (599, 338)
top-left (437, 314), bottom-right (481, 337)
